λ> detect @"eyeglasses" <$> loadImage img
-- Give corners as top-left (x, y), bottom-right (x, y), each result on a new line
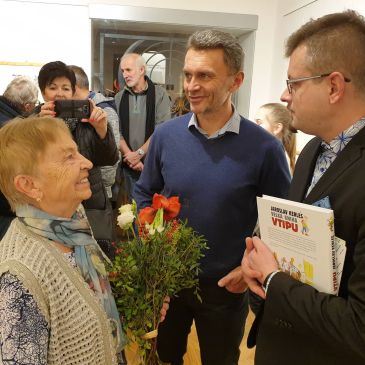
top-left (286, 73), bottom-right (351, 94)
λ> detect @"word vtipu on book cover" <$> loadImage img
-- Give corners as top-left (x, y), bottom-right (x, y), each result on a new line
top-left (257, 195), bottom-right (346, 295)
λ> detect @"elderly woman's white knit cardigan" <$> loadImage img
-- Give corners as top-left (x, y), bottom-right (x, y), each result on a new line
top-left (0, 219), bottom-right (118, 365)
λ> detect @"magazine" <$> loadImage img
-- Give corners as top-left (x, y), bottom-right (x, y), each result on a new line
top-left (257, 195), bottom-right (346, 295)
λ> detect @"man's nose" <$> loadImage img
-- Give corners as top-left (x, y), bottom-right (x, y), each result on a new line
top-left (280, 87), bottom-right (291, 103)
top-left (187, 77), bottom-right (200, 91)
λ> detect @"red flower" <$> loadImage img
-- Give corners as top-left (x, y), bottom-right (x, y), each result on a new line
top-left (152, 194), bottom-right (181, 221)
top-left (152, 194), bottom-right (170, 210)
top-left (138, 207), bottom-right (156, 225)
top-left (163, 196), bottom-right (181, 221)
top-left (137, 194), bottom-right (181, 225)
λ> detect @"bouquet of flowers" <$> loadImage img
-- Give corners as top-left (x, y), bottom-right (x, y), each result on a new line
top-left (109, 194), bottom-right (208, 364)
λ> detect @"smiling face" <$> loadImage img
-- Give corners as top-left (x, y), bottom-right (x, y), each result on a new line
top-left (32, 132), bottom-right (93, 217)
top-left (183, 48), bottom-right (242, 120)
top-left (42, 76), bottom-right (74, 102)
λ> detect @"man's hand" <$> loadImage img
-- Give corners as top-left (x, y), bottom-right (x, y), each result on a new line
top-left (241, 236), bottom-right (279, 299)
top-left (160, 296), bottom-right (170, 323)
top-left (133, 161), bottom-right (144, 172)
top-left (218, 266), bottom-right (247, 293)
top-left (123, 150), bottom-right (142, 167)
top-left (247, 236), bottom-right (279, 282)
top-left (241, 237), bottom-right (266, 299)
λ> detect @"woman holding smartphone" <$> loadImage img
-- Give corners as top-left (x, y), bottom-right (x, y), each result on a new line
top-left (36, 61), bottom-right (118, 259)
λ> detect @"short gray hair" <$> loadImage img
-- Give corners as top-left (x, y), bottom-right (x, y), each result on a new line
top-left (121, 53), bottom-right (146, 74)
top-left (3, 76), bottom-right (38, 109)
top-left (187, 29), bottom-right (244, 74)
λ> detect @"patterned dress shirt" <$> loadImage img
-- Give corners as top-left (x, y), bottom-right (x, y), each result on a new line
top-left (306, 118), bottom-right (365, 195)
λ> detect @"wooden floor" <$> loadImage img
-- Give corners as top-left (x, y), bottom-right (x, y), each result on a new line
top-left (125, 310), bottom-right (255, 364)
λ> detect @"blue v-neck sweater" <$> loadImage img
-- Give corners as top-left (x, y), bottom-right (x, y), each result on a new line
top-left (135, 113), bottom-right (290, 278)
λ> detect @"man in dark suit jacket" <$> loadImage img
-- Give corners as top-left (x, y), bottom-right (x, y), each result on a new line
top-left (242, 10), bottom-right (365, 365)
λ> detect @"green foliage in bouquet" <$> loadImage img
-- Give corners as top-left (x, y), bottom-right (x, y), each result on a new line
top-left (108, 194), bottom-right (208, 364)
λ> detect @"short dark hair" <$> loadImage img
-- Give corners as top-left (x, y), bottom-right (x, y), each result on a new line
top-left (68, 65), bottom-right (89, 90)
top-left (38, 61), bottom-right (76, 94)
top-left (187, 29), bottom-right (243, 74)
top-left (285, 10), bottom-right (365, 94)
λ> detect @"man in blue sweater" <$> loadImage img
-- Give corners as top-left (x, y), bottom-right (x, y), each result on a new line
top-left (134, 29), bottom-right (291, 365)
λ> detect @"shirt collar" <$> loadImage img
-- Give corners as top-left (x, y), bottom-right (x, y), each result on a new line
top-left (188, 105), bottom-right (240, 139)
top-left (321, 117), bottom-right (365, 155)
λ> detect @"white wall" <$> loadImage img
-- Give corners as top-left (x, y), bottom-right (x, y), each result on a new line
top-left (0, 0), bottom-right (279, 116)
top-left (270, 0), bottom-right (365, 150)
top-left (0, 0), bottom-right (90, 94)
top-left (1, 0), bottom-right (364, 150)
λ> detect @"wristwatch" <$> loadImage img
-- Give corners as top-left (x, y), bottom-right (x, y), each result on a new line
top-left (137, 148), bottom-right (145, 156)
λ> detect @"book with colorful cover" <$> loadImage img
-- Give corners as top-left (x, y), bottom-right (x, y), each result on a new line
top-left (257, 195), bottom-right (346, 295)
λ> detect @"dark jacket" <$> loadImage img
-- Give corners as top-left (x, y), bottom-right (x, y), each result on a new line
top-left (0, 96), bottom-right (21, 127)
top-left (0, 96), bottom-right (21, 239)
top-left (71, 122), bottom-right (118, 258)
top-left (253, 126), bottom-right (365, 365)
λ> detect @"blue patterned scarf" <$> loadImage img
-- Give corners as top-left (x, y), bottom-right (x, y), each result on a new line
top-left (16, 204), bottom-right (127, 352)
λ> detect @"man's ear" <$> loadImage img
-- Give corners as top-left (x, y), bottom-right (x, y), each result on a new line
top-left (24, 103), bottom-right (34, 113)
top-left (230, 71), bottom-right (244, 93)
top-left (328, 72), bottom-right (346, 104)
top-left (13, 175), bottom-right (42, 201)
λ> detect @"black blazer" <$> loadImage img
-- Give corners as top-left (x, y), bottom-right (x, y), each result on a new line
top-left (253, 126), bottom-right (365, 365)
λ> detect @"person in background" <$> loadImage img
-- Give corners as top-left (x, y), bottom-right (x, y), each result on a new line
top-left (68, 65), bottom-right (120, 203)
top-left (171, 92), bottom-right (190, 117)
top-left (115, 53), bottom-right (171, 201)
top-left (0, 76), bottom-right (39, 239)
top-left (255, 103), bottom-right (297, 174)
top-left (242, 10), bottom-right (365, 365)
top-left (36, 61), bottom-right (118, 259)
top-left (0, 76), bottom-right (38, 125)
top-left (134, 29), bottom-right (291, 365)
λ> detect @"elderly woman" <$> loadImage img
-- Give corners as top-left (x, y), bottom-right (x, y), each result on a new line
top-left (0, 116), bottom-right (127, 364)
top-left (35, 61), bottom-right (118, 258)
top-left (0, 76), bottom-right (40, 239)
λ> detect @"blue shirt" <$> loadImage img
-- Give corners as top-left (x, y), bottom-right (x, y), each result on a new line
top-left (134, 113), bottom-right (291, 278)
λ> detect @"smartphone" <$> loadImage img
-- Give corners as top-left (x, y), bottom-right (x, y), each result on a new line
top-left (54, 100), bottom-right (91, 119)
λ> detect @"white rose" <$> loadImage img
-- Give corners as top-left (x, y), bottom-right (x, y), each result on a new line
top-left (117, 211), bottom-right (135, 230)
top-left (118, 204), bottom-right (133, 215)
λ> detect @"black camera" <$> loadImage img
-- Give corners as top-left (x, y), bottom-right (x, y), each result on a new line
top-left (54, 100), bottom-right (91, 119)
